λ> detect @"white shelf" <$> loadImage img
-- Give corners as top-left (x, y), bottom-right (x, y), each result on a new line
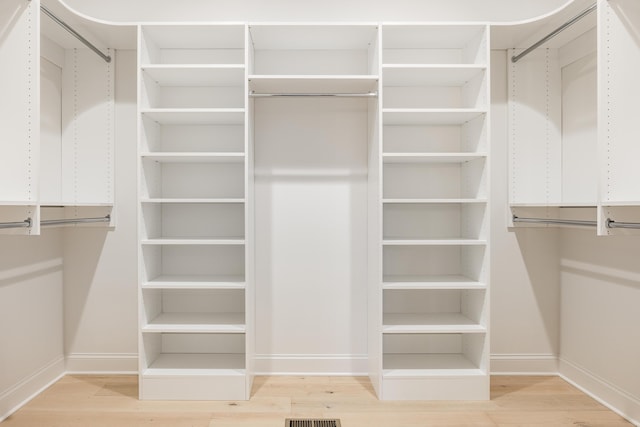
top-left (248, 24), bottom-right (378, 50)
top-left (141, 109), bottom-right (245, 125)
top-left (383, 354), bottom-right (484, 377)
top-left (248, 75), bottom-right (378, 94)
top-left (383, 24), bottom-right (487, 50)
top-left (510, 202), bottom-right (596, 208)
top-left (383, 198), bottom-right (487, 204)
top-left (141, 238), bottom-right (245, 245)
top-left (383, 313), bottom-right (486, 334)
top-left (0, 201), bottom-right (37, 206)
top-left (383, 65), bottom-right (486, 86)
top-left (600, 201), bottom-right (640, 207)
top-left (143, 312), bottom-right (245, 333)
top-left (141, 198), bottom-right (245, 204)
top-left (383, 109), bottom-right (486, 125)
top-left (382, 153), bottom-right (486, 163)
top-left (40, 202), bottom-right (113, 207)
top-left (141, 65), bottom-right (245, 86)
top-left (143, 275), bottom-right (245, 290)
top-left (383, 275), bottom-right (486, 290)
top-left (141, 152), bottom-right (245, 163)
top-left (383, 238), bottom-right (486, 246)
top-left (144, 353), bottom-right (245, 376)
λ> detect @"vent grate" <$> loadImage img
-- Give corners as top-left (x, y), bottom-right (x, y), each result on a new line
top-left (285, 419), bottom-right (341, 427)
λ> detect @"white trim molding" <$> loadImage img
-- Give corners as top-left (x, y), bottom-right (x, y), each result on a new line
top-left (65, 353), bottom-right (138, 374)
top-left (490, 353), bottom-right (559, 375)
top-left (559, 358), bottom-right (640, 426)
top-left (253, 354), bottom-right (368, 376)
top-left (0, 356), bottom-right (65, 423)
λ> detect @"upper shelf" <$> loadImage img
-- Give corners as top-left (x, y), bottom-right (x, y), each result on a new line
top-left (383, 109), bottom-right (486, 125)
top-left (248, 24), bottom-right (377, 50)
top-left (248, 76), bottom-right (378, 94)
top-left (141, 65), bottom-right (245, 87)
top-left (383, 65), bottom-right (486, 87)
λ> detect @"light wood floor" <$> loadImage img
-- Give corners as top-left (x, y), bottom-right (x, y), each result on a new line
top-left (2, 375), bottom-right (633, 426)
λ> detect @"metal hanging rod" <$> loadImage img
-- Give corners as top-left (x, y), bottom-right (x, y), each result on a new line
top-left (511, 3), bottom-right (597, 63)
top-left (38, 3), bottom-right (112, 63)
top-left (0, 218), bottom-right (32, 230)
top-left (250, 91), bottom-right (378, 98)
top-left (40, 214), bottom-right (111, 227)
top-left (512, 215), bottom-right (597, 227)
top-left (606, 218), bottom-right (640, 230)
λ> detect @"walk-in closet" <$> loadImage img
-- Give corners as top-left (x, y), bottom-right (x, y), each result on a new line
top-left (1, 0), bottom-right (639, 425)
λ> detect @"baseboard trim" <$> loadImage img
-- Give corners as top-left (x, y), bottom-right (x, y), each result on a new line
top-left (253, 354), bottom-right (368, 376)
top-left (559, 358), bottom-right (640, 426)
top-left (490, 353), bottom-right (558, 375)
top-left (0, 356), bottom-right (65, 423)
top-left (65, 353), bottom-right (138, 374)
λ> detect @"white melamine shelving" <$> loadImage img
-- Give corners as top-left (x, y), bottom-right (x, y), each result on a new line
top-left (138, 23), bottom-right (252, 400)
top-left (375, 23), bottom-right (490, 401)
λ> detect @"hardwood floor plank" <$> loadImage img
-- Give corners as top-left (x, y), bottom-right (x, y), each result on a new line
top-left (1, 375), bottom-right (633, 427)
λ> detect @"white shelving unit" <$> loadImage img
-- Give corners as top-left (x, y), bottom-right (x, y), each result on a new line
top-left (138, 23), bottom-right (253, 400)
top-left (374, 23), bottom-right (490, 400)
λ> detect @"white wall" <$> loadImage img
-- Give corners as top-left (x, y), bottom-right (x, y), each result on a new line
top-left (0, 231), bottom-right (65, 422)
top-left (560, 231), bottom-right (640, 424)
top-left (63, 50), bottom-right (138, 373)
top-left (490, 50), bottom-right (561, 373)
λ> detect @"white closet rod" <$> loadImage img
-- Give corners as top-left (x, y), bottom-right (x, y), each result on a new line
top-left (606, 219), bottom-right (640, 230)
top-left (33, 1), bottom-right (112, 63)
top-left (512, 215), bottom-right (596, 227)
top-left (0, 218), bottom-right (32, 229)
top-left (41, 214), bottom-right (111, 226)
top-left (0, 215), bottom-right (111, 229)
top-left (511, 2), bottom-right (597, 63)
top-left (250, 91), bottom-right (378, 98)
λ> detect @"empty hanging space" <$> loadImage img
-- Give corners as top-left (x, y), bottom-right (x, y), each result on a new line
top-left (494, 2), bottom-right (600, 227)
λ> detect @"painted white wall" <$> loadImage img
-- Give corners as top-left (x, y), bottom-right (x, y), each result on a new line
top-left (0, 231), bottom-right (65, 421)
top-left (559, 230), bottom-right (640, 424)
top-left (490, 50), bottom-right (561, 373)
top-left (63, 50), bottom-right (138, 373)
top-left (253, 98), bottom-right (369, 374)
top-left (61, 0), bottom-right (571, 24)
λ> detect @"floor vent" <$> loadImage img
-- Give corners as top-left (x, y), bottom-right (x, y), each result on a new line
top-left (285, 419), bottom-right (341, 427)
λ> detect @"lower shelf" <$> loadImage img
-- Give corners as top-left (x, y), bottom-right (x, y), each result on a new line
top-left (383, 353), bottom-right (484, 376)
top-left (381, 369), bottom-right (488, 400)
top-left (145, 353), bottom-right (245, 375)
top-left (141, 354), bottom-right (248, 400)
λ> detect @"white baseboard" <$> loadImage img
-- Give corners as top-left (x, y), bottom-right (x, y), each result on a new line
top-left (0, 356), bottom-right (65, 423)
top-left (65, 353), bottom-right (138, 374)
top-left (490, 353), bottom-right (558, 375)
top-left (253, 354), bottom-right (368, 375)
top-left (559, 358), bottom-right (640, 426)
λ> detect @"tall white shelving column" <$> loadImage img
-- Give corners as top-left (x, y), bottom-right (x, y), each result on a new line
top-left (137, 23), bottom-right (252, 400)
top-left (378, 23), bottom-right (491, 400)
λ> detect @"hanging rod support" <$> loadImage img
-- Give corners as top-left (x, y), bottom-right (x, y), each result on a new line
top-left (512, 215), bottom-right (597, 227)
top-left (40, 5), bottom-right (111, 63)
top-left (511, 3), bottom-right (597, 63)
top-left (41, 214), bottom-right (111, 227)
top-left (0, 218), bottom-right (32, 230)
top-left (606, 218), bottom-right (640, 230)
top-left (250, 91), bottom-right (378, 98)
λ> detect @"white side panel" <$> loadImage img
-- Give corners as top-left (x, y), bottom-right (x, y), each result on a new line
top-left (61, 48), bottom-right (114, 204)
top-left (508, 48), bottom-right (562, 204)
top-left (40, 58), bottom-right (63, 204)
top-left (0, 0), bottom-right (39, 203)
top-left (599, 0), bottom-right (640, 204)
